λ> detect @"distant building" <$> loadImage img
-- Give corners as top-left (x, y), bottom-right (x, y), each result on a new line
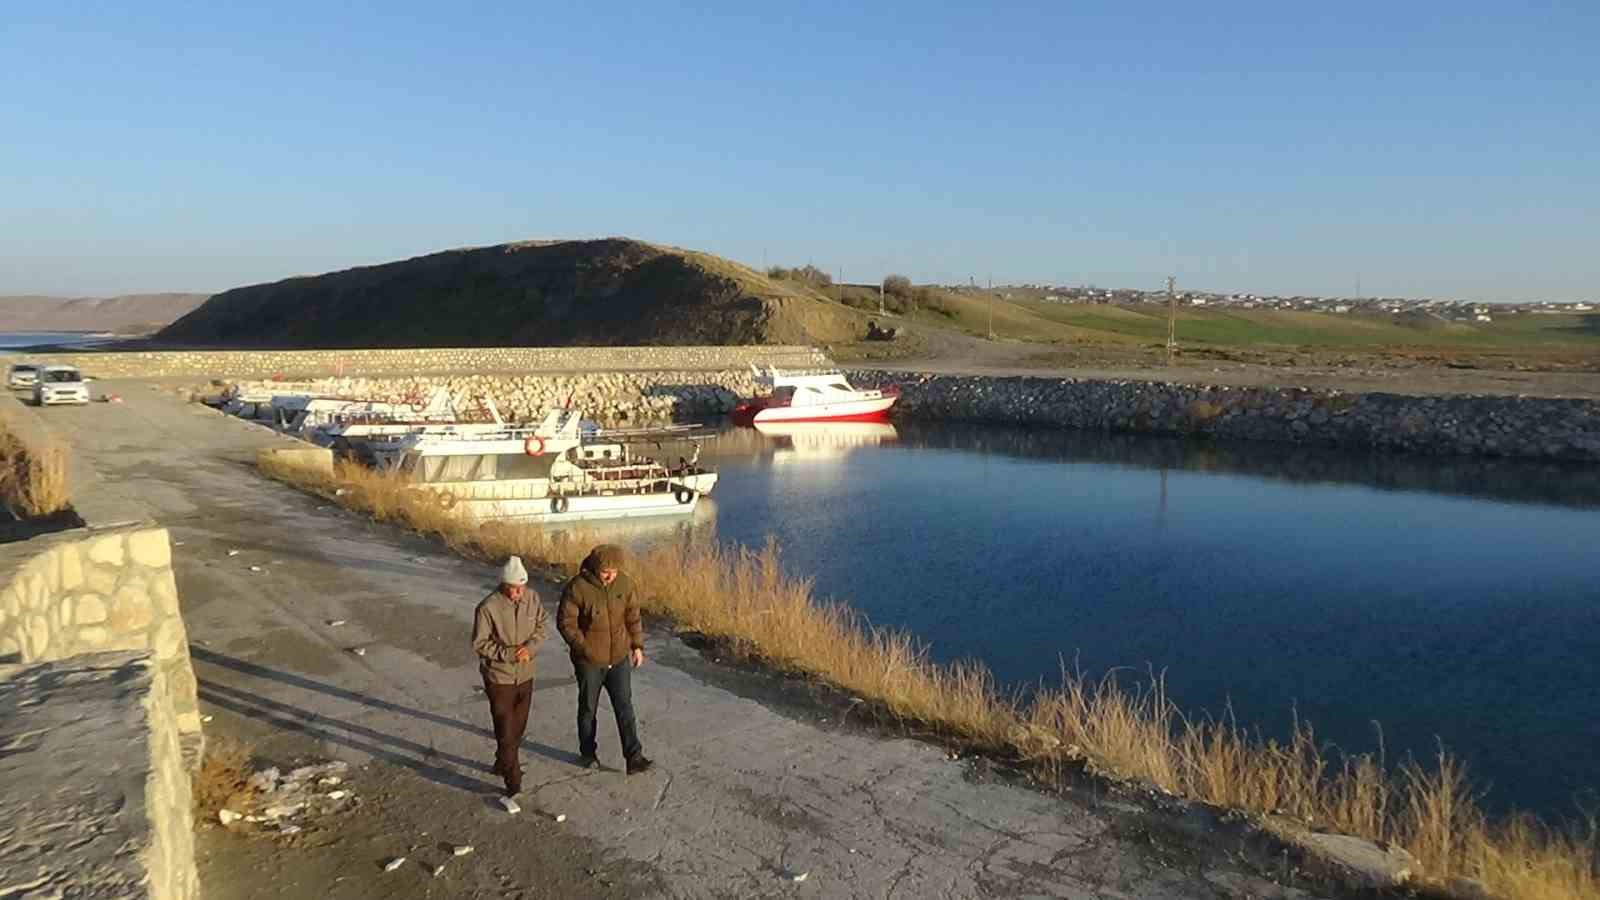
top-left (1475, 313), bottom-right (1493, 322)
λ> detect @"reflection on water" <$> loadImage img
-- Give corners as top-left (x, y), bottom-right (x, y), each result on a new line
top-left (580, 421), bottom-right (1600, 817)
top-left (752, 421), bottom-right (899, 459)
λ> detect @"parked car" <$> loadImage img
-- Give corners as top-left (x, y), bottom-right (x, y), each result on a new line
top-left (33, 365), bottom-right (91, 406)
top-left (7, 362), bottom-right (40, 390)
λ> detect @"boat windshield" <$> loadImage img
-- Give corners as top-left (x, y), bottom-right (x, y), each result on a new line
top-left (413, 453), bottom-right (553, 483)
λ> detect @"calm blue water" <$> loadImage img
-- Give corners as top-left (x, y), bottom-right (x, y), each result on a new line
top-left (623, 423), bottom-right (1600, 819)
top-left (0, 332), bottom-right (108, 350)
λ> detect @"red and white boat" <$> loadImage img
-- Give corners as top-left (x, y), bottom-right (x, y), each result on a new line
top-left (731, 367), bottom-right (899, 426)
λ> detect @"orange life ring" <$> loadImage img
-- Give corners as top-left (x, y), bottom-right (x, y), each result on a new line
top-left (524, 436), bottom-right (545, 456)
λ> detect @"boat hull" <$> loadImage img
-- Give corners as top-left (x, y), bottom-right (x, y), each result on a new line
top-left (460, 491), bottom-right (703, 523)
top-left (735, 395), bottom-right (898, 425)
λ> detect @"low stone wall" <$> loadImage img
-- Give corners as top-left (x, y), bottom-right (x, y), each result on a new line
top-left (0, 524), bottom-right (203, 763)
top-left (0, 652), bottom-right (198, 900)
top-left (37, 344), bottom-right (829, 380)
top-left (851, 371), bottom-right (1600, 462)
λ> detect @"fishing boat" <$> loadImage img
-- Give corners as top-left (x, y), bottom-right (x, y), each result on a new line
top-left (360, 407), bottom-right (718, 524)
top-left (730, 367), bottom-right (899, 425)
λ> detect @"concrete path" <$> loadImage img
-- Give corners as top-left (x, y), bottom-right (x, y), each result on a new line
top-left (31, 381), bottom-right (1337, 899)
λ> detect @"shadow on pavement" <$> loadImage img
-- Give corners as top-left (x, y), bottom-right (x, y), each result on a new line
top-left (193, 646), bottom-right (584, 795)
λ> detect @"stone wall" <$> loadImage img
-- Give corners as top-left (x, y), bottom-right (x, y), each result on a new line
top-left (850, 371), bottom-right (1600, 462)
top-left (0, 652), bottom-right (198, 900)
top-left (229, 369), bottom-right (764, 424)
top-left (0, 524), bottom-right (203, 764)
top-left (36, 344), bottom-right (829, 379)
top-left (228, 367), bottom-right (1600, 462)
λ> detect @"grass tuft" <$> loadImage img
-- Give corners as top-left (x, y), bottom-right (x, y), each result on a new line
top-left (193, 737), bottom-right (257, 819)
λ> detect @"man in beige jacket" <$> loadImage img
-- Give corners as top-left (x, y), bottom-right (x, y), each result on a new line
top-left (472, 556), bottom-right (547, 797)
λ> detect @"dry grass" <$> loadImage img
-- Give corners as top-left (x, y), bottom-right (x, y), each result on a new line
top-left (0, 423), bottom-right (71, 518)
top-left (260, 456), bottom-right (1600, 899)
top-left (193, 737), bottom-right (257, 819)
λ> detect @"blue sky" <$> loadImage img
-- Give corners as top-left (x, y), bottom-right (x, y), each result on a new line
top-left (3, 2), bottom-right (1596, 301)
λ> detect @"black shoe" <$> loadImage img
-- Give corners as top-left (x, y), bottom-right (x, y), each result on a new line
top-left (577, 754), bottom-right (600, 770)
top-left (625, 755), bottom-right (654, 775)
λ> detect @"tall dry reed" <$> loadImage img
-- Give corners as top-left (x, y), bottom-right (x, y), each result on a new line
top-left (259, 456), bottom-right (1600, 899)
top-left (0, 424), bottom-right (71, 518)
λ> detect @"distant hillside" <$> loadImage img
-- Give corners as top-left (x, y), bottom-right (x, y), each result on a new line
top-left (159, 239), bottom-right (867, 348)
top-left (0, 293), bottom-right (210, 333)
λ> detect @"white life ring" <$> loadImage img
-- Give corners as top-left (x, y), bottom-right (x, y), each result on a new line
top-left (524, 436), bottom-right (545, 456)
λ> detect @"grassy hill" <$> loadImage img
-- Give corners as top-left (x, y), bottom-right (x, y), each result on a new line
top-left (0, 293), bottom-right (210, 334)
top-left (159, 239), bottom-right (867, 348)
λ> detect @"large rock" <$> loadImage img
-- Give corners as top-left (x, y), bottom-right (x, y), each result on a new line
top-left (1287, 829), bottom-right (1417, 889)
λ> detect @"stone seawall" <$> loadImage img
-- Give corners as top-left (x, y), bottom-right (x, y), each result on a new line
top-left (229, 366), bottom-right (1600, 462)
top-left (0, 524), bottom-right (200, 899)
top-left (229, 369), bottom-right (764, 423)
top-left (40, 344), bottom-right (828, 379)
top-left (851, 371), bottom-right (1600, 462)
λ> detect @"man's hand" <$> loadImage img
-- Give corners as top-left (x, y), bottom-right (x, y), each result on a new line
top-left (514, 646), bottom-right (532, 663)
top-left (630, 648), bottom-right (644, 668)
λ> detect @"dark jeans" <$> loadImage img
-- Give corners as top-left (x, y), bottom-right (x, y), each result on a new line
top-left (483, 674), bottom-right (533, 793)
top-left (575, 661), bottom-right (642, 761)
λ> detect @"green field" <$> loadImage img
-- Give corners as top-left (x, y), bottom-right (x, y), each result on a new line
top-left (1015, 302), bottom-right (1600, 350)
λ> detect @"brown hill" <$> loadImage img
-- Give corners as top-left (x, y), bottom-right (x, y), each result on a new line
top-left (0, 293), bottom-right (210, 334)
top-left (158, 239), bottom-right (866, 348)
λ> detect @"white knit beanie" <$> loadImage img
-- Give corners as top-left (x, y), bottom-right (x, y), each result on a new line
top-left (501, 556), bottom-right (528, 586)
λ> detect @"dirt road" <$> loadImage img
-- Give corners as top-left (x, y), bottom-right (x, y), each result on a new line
top-left (33, 382), bottom-right (1349, 899)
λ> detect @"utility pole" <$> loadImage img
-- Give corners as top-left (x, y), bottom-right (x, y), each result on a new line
top-left (987, 276), bottom-right (996, 339)
top-left (1166, 275), bottom-right (1178, 366)
top-left (878, 281), bottom-right (885, 315)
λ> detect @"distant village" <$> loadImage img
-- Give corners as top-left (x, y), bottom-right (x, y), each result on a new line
top-left (948, 284), bottom-right (1596, 323)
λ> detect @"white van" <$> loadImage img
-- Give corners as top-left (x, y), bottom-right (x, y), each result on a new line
top-left (7, 362), bottom-right (40, 390)
top-left (34, 365), bottom-right (91, 406)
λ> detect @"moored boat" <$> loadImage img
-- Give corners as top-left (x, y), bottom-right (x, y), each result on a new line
top-left (358, 407), bottom-right (717, 524)
top-left (731, 368), bottom-right (898, 425)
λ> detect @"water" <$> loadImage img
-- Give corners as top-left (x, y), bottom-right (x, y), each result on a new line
top-left (618, 422), bottom-right (1600, 819)
top-left (0, 332), bottom-right (111, 351)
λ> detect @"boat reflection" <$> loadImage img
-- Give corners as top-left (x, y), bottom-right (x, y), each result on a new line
top-left (752, 421), bottom-right (899, 459)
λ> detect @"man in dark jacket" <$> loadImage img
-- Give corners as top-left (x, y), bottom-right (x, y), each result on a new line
top-left (556, 544), bottom-right (653, 774)
top-left (472, 556), bottom-right (547, 797)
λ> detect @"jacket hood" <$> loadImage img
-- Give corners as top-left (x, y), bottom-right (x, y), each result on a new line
top-left (580, 543), bottom-right (628, 576)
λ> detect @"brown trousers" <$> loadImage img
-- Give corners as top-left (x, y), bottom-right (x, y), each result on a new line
top-left (483, 674), bottom-right (533, 793)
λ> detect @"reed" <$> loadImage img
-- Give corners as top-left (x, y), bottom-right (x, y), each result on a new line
top-left (0, 424), bottom-right (71, 518)
top-left (259, 456), bottom-right (1600, 899)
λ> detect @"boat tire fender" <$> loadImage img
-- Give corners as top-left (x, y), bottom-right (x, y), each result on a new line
top-left (550, 495), bottom-right (569, 514)
top-left (674, 487), bottom-right (694, 505)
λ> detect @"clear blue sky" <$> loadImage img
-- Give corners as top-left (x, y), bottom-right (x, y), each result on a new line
top-left (3, 2), bottom-right (1596, 301)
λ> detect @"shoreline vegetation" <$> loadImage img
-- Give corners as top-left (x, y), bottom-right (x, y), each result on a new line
top-left (0, 418), bottom-right (70, 520)
top-left (260, 454), bottom-right (1597, 900)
